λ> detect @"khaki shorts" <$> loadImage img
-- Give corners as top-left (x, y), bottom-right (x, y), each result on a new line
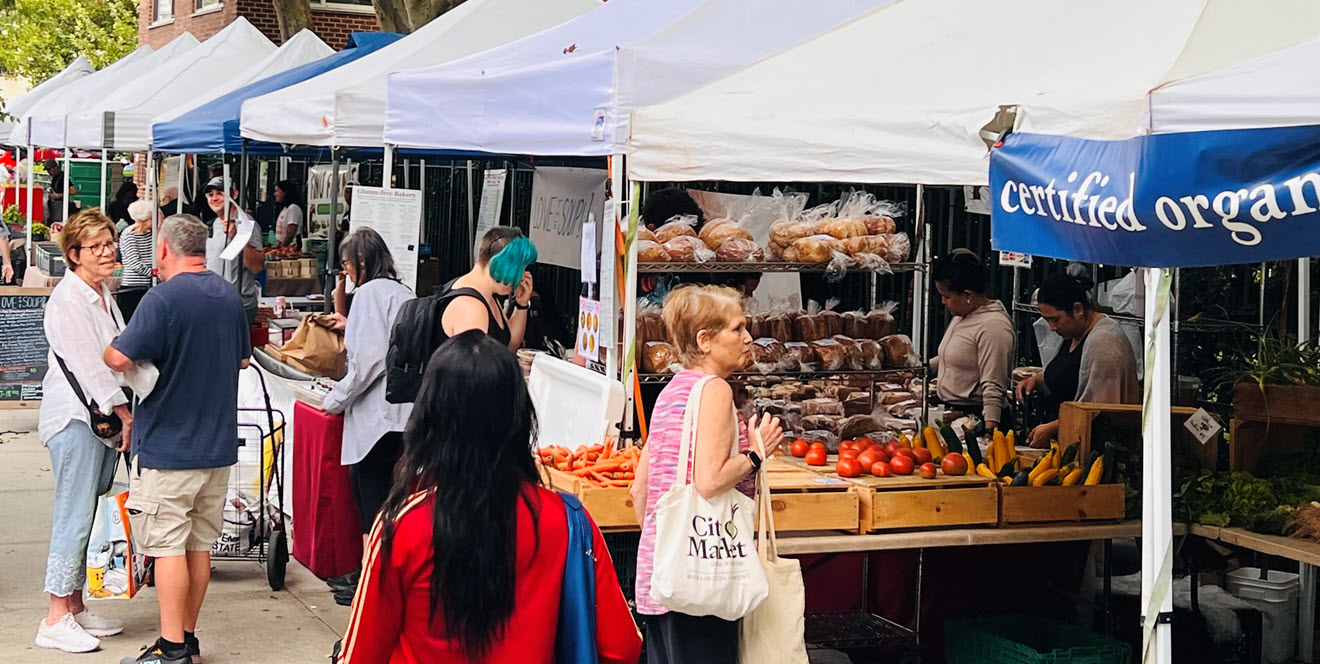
top-left (125, 461), bottom-right (230, 558)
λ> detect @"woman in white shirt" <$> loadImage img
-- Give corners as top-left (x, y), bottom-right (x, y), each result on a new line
top-left (321, 228), bottom-right (414, 598)
top-left (36, 210), bottom-right (154, 653)
top-left (274, 179), bottom-right (305, 247)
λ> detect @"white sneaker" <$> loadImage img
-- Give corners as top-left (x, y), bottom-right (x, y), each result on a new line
top-left (74, 609), bottom-right (124, 637)
top-left (35, 613), bottom-right (101, 653)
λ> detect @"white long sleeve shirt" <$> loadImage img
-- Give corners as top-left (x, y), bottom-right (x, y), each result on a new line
top-left (39, 275), bottom-right (157, 445)
top-left (322, 278), bottom-right (415, 465)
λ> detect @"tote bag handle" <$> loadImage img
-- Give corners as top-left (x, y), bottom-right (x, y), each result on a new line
top-left (675, 374), bottom-right (741, 487)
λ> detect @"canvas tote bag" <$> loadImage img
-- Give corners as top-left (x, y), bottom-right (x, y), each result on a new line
top-left (739, 443), bottom-right (809, 664)
top-left (648, 374), bottom-right (768, 620)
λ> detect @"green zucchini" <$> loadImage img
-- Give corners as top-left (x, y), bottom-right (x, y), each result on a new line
top-left (939, 425), bottom-right (964, 455)
top-left (1010, 470), bottom-right (1031, 487)
top-left (961, 426), bottom-right (984, 466)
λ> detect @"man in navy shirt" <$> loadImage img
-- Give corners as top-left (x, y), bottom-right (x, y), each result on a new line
top-left (104, 214), bottom-right (250, 664)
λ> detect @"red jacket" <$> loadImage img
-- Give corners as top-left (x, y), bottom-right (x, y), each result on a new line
top-left (339, 485), bottom-right (642, 664)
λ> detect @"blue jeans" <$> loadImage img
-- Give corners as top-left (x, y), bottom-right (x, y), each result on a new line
top-left (45, 421), bottom-right (118, 597)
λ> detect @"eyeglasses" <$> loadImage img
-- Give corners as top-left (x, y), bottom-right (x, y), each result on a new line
top-left (76, 241), bottom-right (117, 255)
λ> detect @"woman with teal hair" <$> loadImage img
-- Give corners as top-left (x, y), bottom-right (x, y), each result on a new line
top-left (438, 226), bottom-right (538, 351)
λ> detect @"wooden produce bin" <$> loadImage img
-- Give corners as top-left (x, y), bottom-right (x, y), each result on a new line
top-left (1230, 382), bottom-right (1320, 472)
top-left (543, 466), bottom-right (638, 530)
top-left (1057, 402), bottom-right (1207, 466)
top-left (998, 483), bottom-right (1125, 525)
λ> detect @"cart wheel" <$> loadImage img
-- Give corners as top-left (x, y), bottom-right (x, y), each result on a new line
top-left (267, 527), bottom-right (289, 591)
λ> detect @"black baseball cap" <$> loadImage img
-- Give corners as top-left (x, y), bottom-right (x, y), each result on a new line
top-left (203, 176), bottom-right (227, 194)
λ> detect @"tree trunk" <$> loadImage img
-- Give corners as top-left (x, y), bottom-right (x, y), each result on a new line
top-left (271, 0), bottom-right (313, 42)
top-left (372, 0), bottom-right (411, 33)
top-left (404, 0), bottom-right (454, 31)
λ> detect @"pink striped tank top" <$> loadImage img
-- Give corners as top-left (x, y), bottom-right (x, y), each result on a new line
top-left (634, 369), bottom-right (753, 616)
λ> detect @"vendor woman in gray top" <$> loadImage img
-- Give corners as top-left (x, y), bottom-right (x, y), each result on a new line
top-left (1017, 272), bottom-right (1140, 447)
top-left (929, 250), bottom-right (1016, 432)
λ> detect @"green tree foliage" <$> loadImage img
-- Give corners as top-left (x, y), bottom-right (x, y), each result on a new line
top-left (0, 0), bottom-right (138, 85)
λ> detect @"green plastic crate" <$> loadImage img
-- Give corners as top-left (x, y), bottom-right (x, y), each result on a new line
top-left (946, 616), bottom-right (1130, 664)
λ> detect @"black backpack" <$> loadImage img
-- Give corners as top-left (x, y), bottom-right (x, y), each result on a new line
top-left (385, 284), bottom-right (472, 404)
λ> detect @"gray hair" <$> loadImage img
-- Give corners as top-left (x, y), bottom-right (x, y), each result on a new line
top-left (160, 214), bottom-right (209, 258)
top-left (127, 199), bottom-right (155, 222)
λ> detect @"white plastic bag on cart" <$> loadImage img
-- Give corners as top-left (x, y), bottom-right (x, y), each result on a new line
top-left (212, 488), bottom-right (261, 556)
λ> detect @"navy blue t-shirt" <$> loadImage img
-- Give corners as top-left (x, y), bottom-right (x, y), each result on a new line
top-left (113, 270), bottom-right (250, 469)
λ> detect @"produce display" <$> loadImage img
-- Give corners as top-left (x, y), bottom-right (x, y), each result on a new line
top-left (788, 433), bottom-right (974, 481)
top-left (537, 443), bottom-right (641, 488)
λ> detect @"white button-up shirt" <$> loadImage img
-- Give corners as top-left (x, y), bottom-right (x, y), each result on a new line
top-left (39, 274), bottom-right (157, 445)
top-left (322, 278), bottom-right (415, 465)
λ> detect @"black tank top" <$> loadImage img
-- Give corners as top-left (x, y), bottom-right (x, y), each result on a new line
top-left (1041, 336), bottom-right (1086, 420)
top-left (434, 282), bottom-right (512, 349)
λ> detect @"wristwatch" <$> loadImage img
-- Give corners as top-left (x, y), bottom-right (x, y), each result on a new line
top-left (742, 450), bottom-right (762, 472)
top-left (512, 300), bottom-right (531, 311)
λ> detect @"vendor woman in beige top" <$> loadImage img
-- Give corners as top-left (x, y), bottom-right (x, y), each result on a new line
top-left (929, 250), bottom-right (1016, 431)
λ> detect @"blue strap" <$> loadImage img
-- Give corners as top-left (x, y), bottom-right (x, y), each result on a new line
top-left (556, 492), bottom-right (598, 664)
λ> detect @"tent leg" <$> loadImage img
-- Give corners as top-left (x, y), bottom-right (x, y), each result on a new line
top-left (177, 156), bottom-right (186, 215)
top-left (605, 153), bottom-right (624, 383)
top-left (25, 148), bottom-right (34, 269)
top-left (325, 148), bottom-right (340, 314)
top-left (240, 140), bottom-right (249, 211)
top-left (1142, 267), bottom-right (1173, 664)
top-left (911, 184), bottom-right (926, 343)
top-left (99, 151), bottom-right (107, 212)
top-left (149, 152), bottom-right (159, 277)
top-left (62, 148), bottom-right (70, 220)
top-left (1301, 258), bottom-right (1312, 344)
top-left (466, 160), bottom-right (475, 261)
top-left (383, 144), bottom-right (394, 190)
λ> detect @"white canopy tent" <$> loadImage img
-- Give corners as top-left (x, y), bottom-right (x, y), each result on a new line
top-left (627, 0), bottom-right (1320, 186)
top-left (240, 0), bottom-right (599, 148)
top-left (66, 18), bottom-right (274, 151)
top-left (15, 42), bottom-right (176, 148)
top-left (151, 29), bottom-right (332, 134)
top-left (0, 56), bottom-right (94, 144)
top-left (382, 0), bottom-right (705, 154)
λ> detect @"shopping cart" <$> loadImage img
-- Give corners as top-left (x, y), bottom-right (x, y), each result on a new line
top-left (215, 365), bottom-right (290, 591)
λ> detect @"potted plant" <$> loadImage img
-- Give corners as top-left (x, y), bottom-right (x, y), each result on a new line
top-left (1231, 336), bottom-right (1320, 426)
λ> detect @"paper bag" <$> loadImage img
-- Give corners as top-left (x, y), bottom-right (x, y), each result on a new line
top-left (86, 487), bottom-right (151, 600)
top-left (272, 314), bottom-right (346, 379)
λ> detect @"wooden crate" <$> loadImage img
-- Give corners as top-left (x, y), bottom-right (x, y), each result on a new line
top-left (778, 457), bottom-right (998, 532)
top-left (998, 483), bottom-right (1125, 525)
top-left (1057, 402), bottom-right (1207, 466)
top-left (1233, 382), bottom-right (1320, 427)
top-left (543, 466), bottom-right (638, 529)
top-left (1229, 418), bottom-right (1314, 473)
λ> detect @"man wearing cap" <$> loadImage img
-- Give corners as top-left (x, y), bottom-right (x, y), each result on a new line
top-left (203, 177), bottom-right (265, 325)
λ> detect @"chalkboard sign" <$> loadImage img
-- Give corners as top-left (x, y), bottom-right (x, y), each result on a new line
top-left (0, 287), bottom-right (51, 405)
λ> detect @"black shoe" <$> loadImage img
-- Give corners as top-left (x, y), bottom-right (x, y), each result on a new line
top-left (333, 586), bottom-right (356, 607)
top-left (326, 569), bottom-right (361, 591)
top-left (185, 634), bottom-right (201, 664)
top-left (120, 641), bottom-right (190, 664)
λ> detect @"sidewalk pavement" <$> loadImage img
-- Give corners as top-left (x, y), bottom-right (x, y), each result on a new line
top-left (0, 408), bottom-right (352, 663)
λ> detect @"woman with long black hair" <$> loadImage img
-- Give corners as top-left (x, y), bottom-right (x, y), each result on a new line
top-left (273, 179), bottom-right (305, 247)
top-left (105, 181), bottom-right (138, 231)
top-left (337, 331), bottom-right (642, 664)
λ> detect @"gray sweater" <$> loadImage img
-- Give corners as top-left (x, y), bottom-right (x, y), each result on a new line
top-left (1071, 315), bottom-right (1140, 405)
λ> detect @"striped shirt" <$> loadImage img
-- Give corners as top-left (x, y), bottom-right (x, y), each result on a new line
top-left (635, 369), bottom-right (754, 616)
top-left (118, 227), bottom-right (154, 288)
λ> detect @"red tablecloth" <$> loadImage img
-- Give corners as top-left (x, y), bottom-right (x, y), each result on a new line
top-left (292, 401), bottom-right (362, 579)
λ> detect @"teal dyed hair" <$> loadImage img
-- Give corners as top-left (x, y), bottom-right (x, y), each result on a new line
top-left (488, 236), bottom-right (538, 286)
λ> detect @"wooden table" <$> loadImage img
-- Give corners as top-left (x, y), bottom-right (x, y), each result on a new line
top-left (777, 521), bottom-right (1149, 555)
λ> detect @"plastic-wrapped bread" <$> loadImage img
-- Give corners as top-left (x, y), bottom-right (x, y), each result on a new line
top-left (789, 235), bottom-right (844, 264)
top-left (637, 311), bottom-right (667, 346)
top-left (663, 235), bottom-right (715, 262)
top-left (793, 313), bottom-right (829, 343)
top-left (781, 341), bottom-right (815, 372)
top-left (767, 241), bottom-right (786, 261)
top-left (715, 238), bottom-right (764, 262)
top-left (862, 215), bottom-right (897, 235)
top-left (843, 312), bottom-right (867, 339)
top-left (636, 227), bottom-right (658, 242)
top-left (867, 307), bottom-right (897, 339)
top-left (748, 314), bottom-right (768, 340)
top-left (884, 232), bottom-right (911, 263)
top-left (838, 415), bottom-right (885, 441)
top-left (769, 220), bottom-right (817, 247)
top-left (654, 217), bottom-right (698, 243)
top-left (642, 341), bottom-right (681, 373)
top-left (637, 240), bottom-right (671, 263)
top-left (830, 334), bottom-right (864, 370)
top-left (843, 392), bottom-right (873, 417)
top-left (856, 338), bottom-right (884, 370)
top-left (750, 338), bottom-right (785, 366)
top-left (822, 310), bottom-right (845, 337)
top-left (699, 219), bottom-right (755, 250)
top-left (841, 234), bottom-right (892, 257)
top-left (818, 218), bottom-right (868, 240)
top-left (880, 390), bottom-right (915, 405)
top-left (878, 334), bottom-right (918, 367)
top-left (809, 338), bottom-right (848, 371)
top-left (782, 245), bottom-right (801, 262)
top-left (802, 397), bottom-right (844, 417)
top-left (765, 312), bottom-right (793, 343)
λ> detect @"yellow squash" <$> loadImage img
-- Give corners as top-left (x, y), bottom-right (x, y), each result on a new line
top-left (1084, 457), bottom-right (1105, 485)
top-left (1032, 468), bottom-right (1060, 486)
top-left (1062, 467), bottom-right (1085, 486)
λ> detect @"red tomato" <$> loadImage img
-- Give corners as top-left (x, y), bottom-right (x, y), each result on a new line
top-left (867, 442), bottom-right (884, 454)
top-left (840, 448), bottom-right (860, 460)
top-left (873, 449), bottom-right (891, 464)
top-left (856, 450), bottom-right (879, 471)
top-left (895, 448), bottom-right (917, 462)
top-left (884, 441), bottom-right (903, 457)
top-left (941, 452), bottom-right (969, 476)
top-left (871, 461), bottom-right (892, 477)
top-left (912, 447), bottom-right (933, 466)
top-left (809, 441), bottom-right (827, 452)
top-left (790, 440), bottom-right (809, 458)
top-left (805, 448), bottom-right (828, 466)
top-left (836, 458), bottom-right (862, 478)
top-left (890, 455), bottom-right (915, 475)
top-left (855, 436), bottom-right (874, 448)
top-left (919, 462), bottom-right (938, 479)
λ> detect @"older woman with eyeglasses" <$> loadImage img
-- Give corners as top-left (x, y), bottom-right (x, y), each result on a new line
top-left (36, 209), bottom-right (156, 654)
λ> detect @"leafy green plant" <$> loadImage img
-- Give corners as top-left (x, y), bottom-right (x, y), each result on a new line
top-left (2, 204), bottom-right (19, 228)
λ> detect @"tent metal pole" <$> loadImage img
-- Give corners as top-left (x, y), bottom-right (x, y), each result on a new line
top-left (278, 155), bottom-right (288, 181)
top-left (466, 160), bottom-right (475, 257)
top-left (25, 144), bottom-right (34, 267)
top-left (1300, 258), bottom-right (1312, 344)
top-left (62, 148), bottom-right (70, 221)
top-left (240, 140), bottom-right (249, 212)
top-left (1141, 267), bottom-right (1174, 664)
top-left (623, 181), bottom-right (640, 434)
top-left (1299, 258), bottom-right (1316, 663)
top-left (98, 151), bottom-right (107, 211)
top-left (605, 154), bottom-right (624, 383)
top-left (326, 148), bottom-right (341, 313)
top-left (383, 144), bottom-right (394, 190)
top-left (149, 152), bottom-right (158, 276)
top-left (403, 159), bottom-right (410, 189)
top-left (911, 184), bottom-right (926, 345)
top-left (177, 156), bottom-right (185, 215)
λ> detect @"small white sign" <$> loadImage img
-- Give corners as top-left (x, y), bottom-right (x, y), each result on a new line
top-left (1184, 408), bottom-right (1222, 447)
top-left (580, 218), bottom-right (597, 284)
top-left (999, 251), bottom-right (1033, 268)
top-left (529, 166), bottom-right (606, 269)
top-left (473, 169), bottom-right (508, 255)
top-left (576, 296), bottom-right (600, 363)
top-left (591, 107), bottom-right (607, 141)
top-left (349, 186), bottom-right (423, 292)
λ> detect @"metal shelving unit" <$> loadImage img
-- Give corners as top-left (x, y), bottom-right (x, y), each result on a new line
top-left (637, 260), bottom-right (926, 274)
top-left (805, 611), bottom-right (916, 651)
top-left (638, 368), bottom-right (920, 384)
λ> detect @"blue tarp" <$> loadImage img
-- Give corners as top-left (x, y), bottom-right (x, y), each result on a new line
top-left (152, 32), bottom-right (402, 155)
top-left (989, 124), bottom-right (1320, 268)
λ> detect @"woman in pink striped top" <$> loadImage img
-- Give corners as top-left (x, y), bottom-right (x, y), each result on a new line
top-left (630, 285), bottom-right (782, 664)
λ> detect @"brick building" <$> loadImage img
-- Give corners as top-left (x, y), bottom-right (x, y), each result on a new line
top-left (139, 0), bottom-right (379, 51)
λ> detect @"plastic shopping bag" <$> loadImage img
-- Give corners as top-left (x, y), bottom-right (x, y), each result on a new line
top-left (86, 486), bottom-right (151, 600)
top-left (648, 375), bottom-right (768, 621)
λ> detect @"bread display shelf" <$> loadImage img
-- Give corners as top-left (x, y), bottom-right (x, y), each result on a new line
top-left (637, 368), bottom-right (918, 384)
top-left (636, 261), bottom-right (925, 273)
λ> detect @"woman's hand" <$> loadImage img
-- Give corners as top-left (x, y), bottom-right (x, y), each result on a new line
top-left (751, 413), bottom-right (784, 459)
top-left (113, 405), bottom-right (133, 453)
top-left (327, 312), bottom-right (348, 332)
top-left (514, 271), bottom-right (533, 307)
top-left (1026, 420), bottom-right (1059, 449)
top-left (1015, 373), bottom-right (1041, 402)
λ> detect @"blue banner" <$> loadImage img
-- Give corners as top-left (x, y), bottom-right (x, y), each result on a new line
top-left (990, 124), bottom-right (1320, 267)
